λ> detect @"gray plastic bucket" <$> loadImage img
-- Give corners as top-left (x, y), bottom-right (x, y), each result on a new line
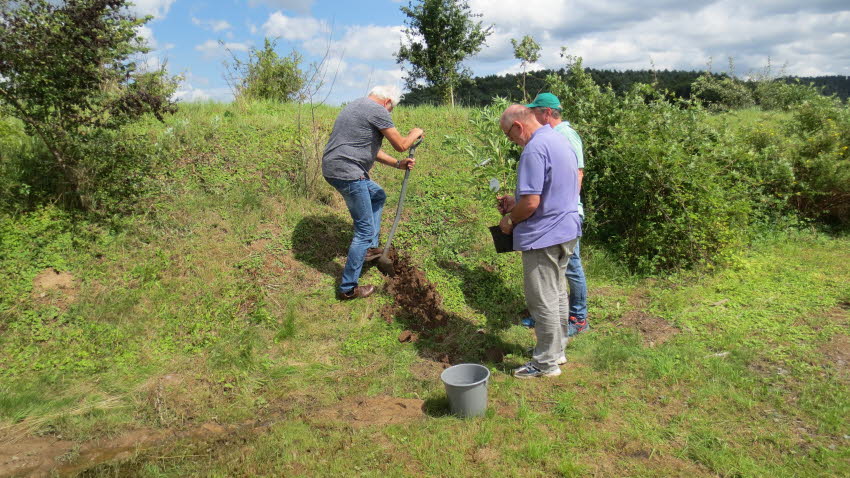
top-left (440, 363), bottom-right (490, 418)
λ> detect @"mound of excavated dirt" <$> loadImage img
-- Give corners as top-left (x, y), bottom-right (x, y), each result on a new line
top-left (384, 253), bottom-right (447, 329)
top-left (311, 396), bottom-right (425, 428)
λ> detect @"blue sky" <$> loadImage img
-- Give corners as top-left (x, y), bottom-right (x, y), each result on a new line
top-left (133, 0), bottom-right (850, 104)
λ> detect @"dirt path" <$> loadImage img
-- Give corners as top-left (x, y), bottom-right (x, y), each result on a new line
top-left (1, 393), bottom-right (425, 477)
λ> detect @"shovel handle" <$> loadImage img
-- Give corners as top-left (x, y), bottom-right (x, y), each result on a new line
top-left (382, 168), bottom-right (411, 257)
top-left (381, 137), bottom-right (421, 258)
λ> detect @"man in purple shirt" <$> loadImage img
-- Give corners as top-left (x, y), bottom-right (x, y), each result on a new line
top-left (497, 104), bottom-right (581, 378)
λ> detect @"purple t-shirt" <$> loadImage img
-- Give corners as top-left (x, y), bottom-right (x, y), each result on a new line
top-left (513, 125), bottom-right (581, 251)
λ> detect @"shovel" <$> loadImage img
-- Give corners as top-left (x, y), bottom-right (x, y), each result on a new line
top-left (376, 137), bottom-right (422, 276)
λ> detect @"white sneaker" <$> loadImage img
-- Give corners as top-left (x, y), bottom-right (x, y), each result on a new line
top-left (513, 362), bottom-right (562, 379)
top-left (556, 355), bottom-right (567, 365)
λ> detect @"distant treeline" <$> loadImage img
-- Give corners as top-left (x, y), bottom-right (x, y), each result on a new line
top-left (400, 68), bottom-right (850, 106)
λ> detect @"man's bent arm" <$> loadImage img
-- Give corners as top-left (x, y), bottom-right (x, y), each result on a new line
top-left (509, 194), bottom-right (540, 224)
top-left (381, 127), bottom-right (423, 152)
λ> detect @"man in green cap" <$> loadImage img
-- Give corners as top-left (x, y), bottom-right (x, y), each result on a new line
top-left (521, 92), bottom-right (589, 337)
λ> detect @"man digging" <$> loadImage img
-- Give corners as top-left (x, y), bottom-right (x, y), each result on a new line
top-left (322, 85), bottom-right (424, 300)
top-left (497, 104), bottom-right (581, 378)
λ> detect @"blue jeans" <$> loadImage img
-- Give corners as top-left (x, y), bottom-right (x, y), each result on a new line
top-left (567, 239), bottom-right (587, 320)
top-left (325, 177), bottom-right (386, 294)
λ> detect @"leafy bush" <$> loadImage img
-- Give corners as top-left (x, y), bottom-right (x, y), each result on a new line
top-left (445, 97), bottom-right (520, 199)
top-left (454, 56), bottom-right (755, 272)
top-left (226, 39), bottom-right (304, 103)
top-left (583, 85), bottom-right (751, 271)
top-left (0, 0), bottom-right (178, 212)
top-left (753, 79), bottom-right (824, 111)
top-left (692, 73), bottom-right (754, 111)
top-left (786, 97), bottom-right (850, 226)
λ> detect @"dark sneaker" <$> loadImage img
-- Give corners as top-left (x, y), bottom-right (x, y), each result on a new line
top-left (567, 316), bottom-right (589, 337)
top-left (513, 361), bottom-right (561, 379)
top-left (520, 316), bottom-right (535, 328)
top-left (364, 248), bottom-right (384, 262)
top-left (339, 285), bottom-right (375, 300)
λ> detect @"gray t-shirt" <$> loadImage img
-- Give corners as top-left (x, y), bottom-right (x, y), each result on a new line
top-left (322, 97), bottom-right (394, 180)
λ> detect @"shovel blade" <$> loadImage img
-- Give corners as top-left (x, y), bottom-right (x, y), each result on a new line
top-left (376, 255), bottom-right (396, 277)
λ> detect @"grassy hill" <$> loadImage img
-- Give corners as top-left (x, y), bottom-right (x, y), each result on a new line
top-left (1, 102), bottom-right (848, 477)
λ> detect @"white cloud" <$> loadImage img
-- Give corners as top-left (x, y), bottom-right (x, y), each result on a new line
top-left (136, 25), bottom-right (157, 49)
top-left (174, 84), bottom-right (233, 102)
top-left (250, 0), bottom-right (313, 15)
top-left (304, 25), bottom-right (404, 61)
top-left (463, 0), bottom-right (850, 77)
top-left (192, 17), bottom-right (233, 33)
top-left (195, 40), bottom-right (251, 60)
top-left (262, 12), bottom-right (327, 40)
top-left (128, 0), bottom-right (176, 20)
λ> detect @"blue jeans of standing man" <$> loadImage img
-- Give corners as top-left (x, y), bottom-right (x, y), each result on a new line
top-left (325, 177), bottom-right (386, 294)
top-left (567, 239), bottom-right (588, 320)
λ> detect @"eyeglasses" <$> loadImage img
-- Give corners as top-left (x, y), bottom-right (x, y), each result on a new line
top-left (504, 122), bottom-right (518, 140)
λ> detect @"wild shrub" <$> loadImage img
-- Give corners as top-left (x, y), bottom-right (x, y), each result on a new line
top-left (586, 86), bottom-right (752, 271)
top-left (692, 73), bottom-right (754, 111)
top-left (753, 79), bottom-right (824, 111)
top-left (455, 56), bottom-right (754, 272)
top-left (0, 0), bottom-right (178, 212)
top-left (786, 97), bottom-right (850, 226)
top-left (225, 39), bottom-right (304, 103)
top-left (445, 97), bottom-right (521, 199)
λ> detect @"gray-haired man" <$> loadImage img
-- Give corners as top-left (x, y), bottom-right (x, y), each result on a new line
top-left (322, 85), bottom-right (424, 300)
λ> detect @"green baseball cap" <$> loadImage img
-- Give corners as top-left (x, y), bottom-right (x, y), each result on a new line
top-left (525, 92), bottom-right (562, 110)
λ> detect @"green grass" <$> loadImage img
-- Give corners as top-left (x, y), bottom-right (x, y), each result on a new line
top-left (1, 102), bottom-right (848, 476)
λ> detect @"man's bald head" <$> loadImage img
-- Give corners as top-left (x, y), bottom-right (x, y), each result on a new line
top-left (500, 104), bottom-right (542, 146)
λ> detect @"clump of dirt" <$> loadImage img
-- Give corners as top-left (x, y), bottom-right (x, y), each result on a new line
top-left (384, 252), bottom-right (448, 328)
top-left (310, 396), bottom-right (425, 428)
top-left (398, 330), bottom-right (419, 343)
top-left (621, 310), bottom-right (679, 347)
top-left (31, 268), bottom-right (77, 308)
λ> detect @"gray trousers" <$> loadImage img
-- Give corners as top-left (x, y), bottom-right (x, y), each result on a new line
top-left (522, 239), bottom-right (578, 372)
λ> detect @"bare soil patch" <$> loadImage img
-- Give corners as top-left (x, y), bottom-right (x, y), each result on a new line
top-left (31, 268), bottom-right (77, 308)
top-left (409, 359), bottom-right (449, 381)
top-left (620, 289), bottom-right (679, 347)
top-left (819, 333), bottom-right (850, 379)
top-left (621, 310), bottom-right (679, 347)
top-left (310, 395), bottom-right (425, 428)
top-left (0, 424), bottom-right (240, 478)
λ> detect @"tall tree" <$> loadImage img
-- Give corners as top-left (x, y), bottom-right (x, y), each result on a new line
top-left (0, 0), bottom-right (177, 209)
top-left (511, 35), bottom-right (541, 102)
top-left (396, 0), bottom-right (492, 107)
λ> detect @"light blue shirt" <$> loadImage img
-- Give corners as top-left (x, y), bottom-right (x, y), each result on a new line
top-left (554, 121), bottom-right (584, 218)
